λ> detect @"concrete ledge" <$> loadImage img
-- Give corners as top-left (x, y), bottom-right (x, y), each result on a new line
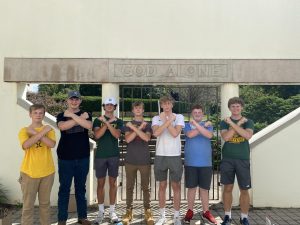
top-left (4, 58), bottom-right (300, 84)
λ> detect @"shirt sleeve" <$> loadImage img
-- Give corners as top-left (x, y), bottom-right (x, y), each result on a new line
top-left (206, 124), bottom-right (214, 132)
top-left (18, 127), bottom-right (29, 148)
top-left (123, 122), bottom-right (130, 133)
top-left (56, 112), bottom-right (65, 125)
top-left (117, 119), bottom-right (124, 132)
top-left (145, 122), bottom-right (152, 134)
top-left (184, 122), bottom-right (191, 134)
top-left (175, 114), bottom-right (185, 127)
top-left (220, 120), bottom-right (228, 131)
top-left (93, 118), bottom-right (101, 129)
top-left (245, 119), bottom-right (254, 131)
top-left (47, 128), bottom-right (56, 142)
top-left (151, 116), bottom-right (160, 127)
top-left (87, 112), bottom-right (92, 122)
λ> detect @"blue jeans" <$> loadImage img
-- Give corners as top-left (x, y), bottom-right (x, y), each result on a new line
top-left (58, 157), bottom-right (90, 221)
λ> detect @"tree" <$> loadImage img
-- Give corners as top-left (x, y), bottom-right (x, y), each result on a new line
top-left (39, 84), bottom-right (79, 95)
top-left (79, 84), bottom-right (101, 96)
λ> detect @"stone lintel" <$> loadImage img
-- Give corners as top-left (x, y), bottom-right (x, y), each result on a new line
top-left (4, 58), bottom-right (300, 84)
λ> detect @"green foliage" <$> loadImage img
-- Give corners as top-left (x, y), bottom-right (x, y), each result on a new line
top-left (39, 84), bottom-right (79, 95)
top-left (79, 84), bottom-right (101, 96)
top-left (27, 93), bottom-right (66, 117)
top-left (261, 85), bottom-right (300, 99)
top-left (241, 86), bottom-right (300, 132)
top-left (0, 183), bottom-right (8, 204)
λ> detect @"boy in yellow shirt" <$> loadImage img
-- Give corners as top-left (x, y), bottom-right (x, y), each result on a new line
top-left (18, 104), bottom-right (56, 225)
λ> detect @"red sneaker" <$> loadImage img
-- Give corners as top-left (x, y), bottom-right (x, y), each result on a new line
top-left (202, 211), bottom-right (217, 225)
top-left (184, 209), bottom-right (194, 222)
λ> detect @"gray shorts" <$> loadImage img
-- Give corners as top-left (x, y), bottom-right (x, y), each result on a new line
top-left (94, 157), bottom-right (119, 178)
top-left (154, 156), bottom-right (183, 182)
top-left (185, 166), bottom-right (212, 190)
top-left (220, 158), bottom-right (251, 190)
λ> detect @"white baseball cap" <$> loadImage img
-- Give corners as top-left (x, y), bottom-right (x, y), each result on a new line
top-left (103, 97), bottom-right (117, 105)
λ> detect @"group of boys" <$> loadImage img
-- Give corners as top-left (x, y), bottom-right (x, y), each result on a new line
top-left (18, 90), bottom-right (254, 225)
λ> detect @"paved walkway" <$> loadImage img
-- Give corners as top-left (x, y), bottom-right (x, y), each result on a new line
top-left (8, 202), bottom-right (300, 225)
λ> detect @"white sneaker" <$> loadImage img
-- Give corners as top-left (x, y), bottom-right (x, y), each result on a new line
top-left (95, 210), bottom-right (104, 224)
top-left (110, 211), bottom-right (119, 223)
top-left (174, 216), bottom-right (182, 225)
top-left (155, 215), bottom-right (166, 225)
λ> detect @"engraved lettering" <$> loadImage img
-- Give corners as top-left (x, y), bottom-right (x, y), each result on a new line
top-left (135, 65), bottom-right (146, 77)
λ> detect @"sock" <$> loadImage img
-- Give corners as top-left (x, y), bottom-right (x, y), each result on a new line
top-left (174, 210), bottom-right (180, 218)
top-left (225, 211), bottom-right (231, 218)
top-left (241, 213), bottom-right (248, 219)
top-left (110, 204), bottom-right (115, 213)
top-left (98, 204), bottom-right (104, 212)
top-left (159, 208), bottom-right (166, 217)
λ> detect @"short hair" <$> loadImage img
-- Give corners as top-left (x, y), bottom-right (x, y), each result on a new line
top-left (132, 101), bottom-right (144, 109)
top-left (228, 97), bottom-right (245, 108)
top-left (159, 95), bottom-right (175, 105)
top-left (29, 104), bottom-right (46, 113)
top-left (191, 104), bottom-right (204, 112)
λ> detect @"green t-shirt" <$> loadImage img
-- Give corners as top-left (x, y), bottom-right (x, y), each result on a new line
top-left (93, 116), bottom-right (123, 158)
top-left (220, 118), bottom-right (254, 160)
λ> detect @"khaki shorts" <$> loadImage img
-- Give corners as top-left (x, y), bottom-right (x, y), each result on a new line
top-left (154, 155), bottom-right (183, 182)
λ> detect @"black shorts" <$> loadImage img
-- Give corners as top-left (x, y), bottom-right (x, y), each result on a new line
top-left (94, 157), bottom-right (119, 178)
top-left (220, 158), bottom-right (251, 190)
top-left (184, 166), bottom-right (212, 190)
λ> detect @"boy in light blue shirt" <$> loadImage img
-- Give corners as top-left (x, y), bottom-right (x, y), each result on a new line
top-left (183, 104), bottom-right (217, 224)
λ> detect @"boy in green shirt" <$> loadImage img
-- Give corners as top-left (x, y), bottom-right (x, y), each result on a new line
top-left (220, 97), bottom-right (254, 225)
top-left (93, 97), bottom-right (123, 223)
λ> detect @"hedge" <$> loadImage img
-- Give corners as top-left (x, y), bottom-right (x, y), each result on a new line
top-left (53, 96), bottom-right (191, 114)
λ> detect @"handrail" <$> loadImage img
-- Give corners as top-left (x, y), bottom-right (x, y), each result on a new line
top-left (250, 106), bottom-right (300, 148)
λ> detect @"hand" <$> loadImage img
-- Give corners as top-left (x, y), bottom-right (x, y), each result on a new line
top-left (204, 121), bottom-right (212, 127)
top-left (108, 116), bottom-right (117, 123)
top-left (26, 127), bottom-right (37, 136)
top-left (139, 121), bottom-right (147, 130)
top-left (80, 112), bottom-right (89, 119)
top-left (43, 125), bottom-right (52, 133)
top-left (169, 113), bottom-right (176, 122)
top-left (237, 117), bottom-right (248, 126)
top-left (126, 122), bottom-right (133, 128)
top-left (190, 119), bottom-right (197, 126)
top-left (224, 117), bottom-right (233, 125)
top-left (159, 112), bottom-right (166, 121)
top-left (98, 116), bottom-right (107, 123)
top-left (64, 110), bottom-right (73, 118)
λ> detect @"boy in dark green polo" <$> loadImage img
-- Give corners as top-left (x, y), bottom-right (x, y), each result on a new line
top-left (220, 97), bottom-right (254, 225)
top-left (93, 97), bottom-right (123, 223)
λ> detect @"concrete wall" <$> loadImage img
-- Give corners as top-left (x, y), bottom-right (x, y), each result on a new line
top-left (1, 0), bottom-right (300, 206)
top-left (250, 108), bottom-right (300, 207)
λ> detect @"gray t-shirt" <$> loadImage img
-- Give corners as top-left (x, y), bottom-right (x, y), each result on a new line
top-left (123, 120), bottom-right (152, 165)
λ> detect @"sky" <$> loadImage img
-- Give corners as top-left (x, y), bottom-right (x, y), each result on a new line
top-left (27, 84), bottom-right (39, 93)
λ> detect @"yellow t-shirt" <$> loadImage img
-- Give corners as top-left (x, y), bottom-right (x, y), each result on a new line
top-left (18, 126), bottom-right (56, 178)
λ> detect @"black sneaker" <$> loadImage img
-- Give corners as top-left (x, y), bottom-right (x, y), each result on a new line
top-left (221, 215), bottom-right (232, 225)
top-left (240, 217), bottom-right (250, 225)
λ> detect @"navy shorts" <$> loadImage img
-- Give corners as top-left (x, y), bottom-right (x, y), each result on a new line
top-left (220, 158), bottom-right (251, 190)
top-left (185, 166), bottom-right (212, 190)
top-left (94, 157), bottom-right (119, 178)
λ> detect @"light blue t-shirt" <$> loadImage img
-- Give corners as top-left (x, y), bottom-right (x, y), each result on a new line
top-left (184, 122), bottom-right (213, 167)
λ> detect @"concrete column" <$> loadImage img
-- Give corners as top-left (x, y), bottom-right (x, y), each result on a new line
top-left (221, 83), bottom-right (239, 118)
top-left (101, 83), bottom-right (120, 206)
top-left (220, 83), bottom-right (240, 207)
top-left (102, 83), bottom-right (120, 117)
